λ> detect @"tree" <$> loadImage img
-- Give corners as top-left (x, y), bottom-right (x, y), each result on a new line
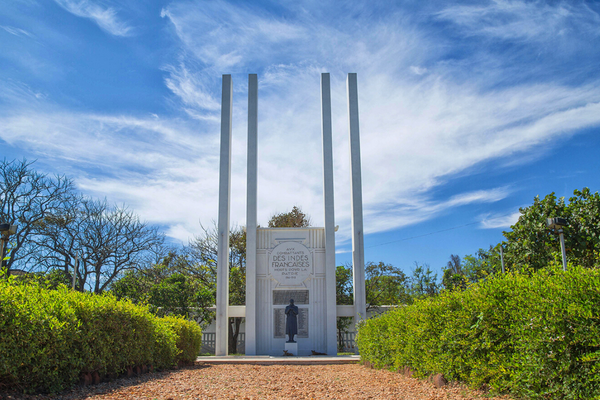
top-left (442, 254), bottom-right (466, 291)
top-left (365, 261), bottom-right (411, 309)
top-left (410, 262), bottom-right (438, 298)
top-left (27, 197), bottom-right (164, 293)
top-left (186, 223), bottom-right (247, 354)
top-left (442, 249), bottom-right (503, 291)
top-left (503, 188), bottom-right (600, 272)
top-left (111, 252), bottom-right (214, 325)
top-left (12, 268), bottom-right (72, 290)
top-left (337, 262), bottom-right (412, 306)
top-left (268, 206), bottom-right (311, 228)
top-left (335, 265), bottom-right (354, 350)
top-left (0, 159), bottom-right (74, 275)
top-left (336, 265), bottom-right (353, 306)
top-left (335, 261), bottom-right (411, 349)
top-left (461, 246), bottom-right (502, 283)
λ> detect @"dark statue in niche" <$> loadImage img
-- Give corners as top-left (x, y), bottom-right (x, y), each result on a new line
top-left (285, 299), bottom-right (299, 343)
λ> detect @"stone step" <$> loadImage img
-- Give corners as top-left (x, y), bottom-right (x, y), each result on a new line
top-left (196, 355), bottom-right (360, 365)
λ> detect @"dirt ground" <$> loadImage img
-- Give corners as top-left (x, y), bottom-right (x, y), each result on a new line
top-left (2, 363), bottom-right (513, 400)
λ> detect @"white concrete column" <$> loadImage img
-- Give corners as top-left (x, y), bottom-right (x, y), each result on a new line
top-left (245, 74), bottom-right (258, 355)
top-left (216, 74), bottom-right (232, 356)
top-left (347, 73), bottom-right (366, 328)
top-left (321, 73), bottom-right (338, 356)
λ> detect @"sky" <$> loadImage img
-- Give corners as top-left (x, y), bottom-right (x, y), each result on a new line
top-left (1, 0), bottom-right (600, 279)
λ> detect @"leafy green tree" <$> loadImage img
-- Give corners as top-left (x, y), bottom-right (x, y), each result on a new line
top-left (335, 265), bottom-right (353, 350)
top-left (335, 261), bottom-right (411, 349)
top-left (365, 261), bottom-right (411, 308)
top-left (462, 246), bottom-right (502, 282)
top-left (503, 188), bottom-right (600, 272)
top-left (336, 262), bottom-right (411, 308)
top-left (443, 248), bottom-right (503, 291)
top-left (111, 253), bottom-right (214, 325)
top-left (336, 265), bottom-right (353, 306)
top-left (268, 206), bottom-right (311, 228)
top-left (442, 254), bottom-right (466, 291)
top-left (12, 268), bottom-right (72, 290)
top-left (410, 262), bottom-right (438, 298)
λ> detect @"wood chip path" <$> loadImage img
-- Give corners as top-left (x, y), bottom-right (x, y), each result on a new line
top-left (4, 363), bottom-right (513, 400)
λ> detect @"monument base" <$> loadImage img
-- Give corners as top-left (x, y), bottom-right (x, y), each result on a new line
top-left (284, 342), bottom-right (298, 356)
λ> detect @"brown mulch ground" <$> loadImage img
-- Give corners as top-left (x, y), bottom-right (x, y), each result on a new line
top-left (3, 363), bottom-right (512, 400)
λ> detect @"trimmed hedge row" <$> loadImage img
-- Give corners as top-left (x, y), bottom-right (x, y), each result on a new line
top-left (356, 265), bottom-right (600, 399)
top-left (0, 279), bottom-right (202, 394)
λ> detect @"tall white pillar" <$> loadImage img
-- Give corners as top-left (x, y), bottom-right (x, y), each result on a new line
top-left (216, 74), bottom-right (232, 356)
top-left (347, 73), bottom-right (366, 328)
top-left (245, 74), bottom-right (258, 355)
top-left (321, 73), bottom-right (338, 356)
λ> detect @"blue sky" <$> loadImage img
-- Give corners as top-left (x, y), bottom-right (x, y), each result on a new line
top-left (1, 0), bottom-right (600, 278)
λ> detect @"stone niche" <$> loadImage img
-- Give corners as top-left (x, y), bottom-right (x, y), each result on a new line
top-left (255, 227), bottom-right (326, 356)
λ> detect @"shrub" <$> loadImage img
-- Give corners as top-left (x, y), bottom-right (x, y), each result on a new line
top-left (0, 281), bottom-right (81, 393)
top-left (0, 279), bottom-right (202, 393)
top-left (356, 265), bottom-right (600, 399)
top-left (161, 315), bottom-right (203, 364)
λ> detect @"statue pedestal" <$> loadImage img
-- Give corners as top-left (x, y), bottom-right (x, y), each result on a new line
top-left (284, 342), bottom-right (298, 356)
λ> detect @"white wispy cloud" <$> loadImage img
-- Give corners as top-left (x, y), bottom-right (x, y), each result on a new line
top-left (363, 187), bottom-right (512, 235)
top-left (160, 1), bottom-right (308, 69)
top-left (157, 0), bottom-right (600, 244)
top-left (53, 0), bottom-right (132, 36)
top-left (0, 80), bottom-right (47, 104)
top-left (163, 62), bottom-right (221, 115)
top-left (480, 210), bottom-right (521, 229)
top-left (0, 108), bottom-right (222, 242)
top-left (437, 0), bottom-right (600, 42)
top-left (2, 0), bottom-right (600, 247)
top-left (1, 25), bottom-right (34, 38)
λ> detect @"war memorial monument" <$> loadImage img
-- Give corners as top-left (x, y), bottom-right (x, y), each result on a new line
top-left (214, 73), bottom-right (366, 356)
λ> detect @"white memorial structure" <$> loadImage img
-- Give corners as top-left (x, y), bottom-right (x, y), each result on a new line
top-left (215, 73), bottom-right (366, 356)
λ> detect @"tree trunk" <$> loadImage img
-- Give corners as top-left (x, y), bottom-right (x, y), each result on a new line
top-left (228, 317), bottom-right (242, 354)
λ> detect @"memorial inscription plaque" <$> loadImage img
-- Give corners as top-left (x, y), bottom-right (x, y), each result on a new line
top-left (274, 308), bottom-right (286, 338)
top-left (273, 308), bottom-right (308, 338)
top-left (269, 242), bottom-right (312, 285)
top-left (297, 308), bottom-right (308, 337)
top-left (273, 290), bottom-right (309, 305)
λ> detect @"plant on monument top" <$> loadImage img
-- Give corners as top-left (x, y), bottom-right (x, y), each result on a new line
top-left (268, 206), bottom-right (311, 228)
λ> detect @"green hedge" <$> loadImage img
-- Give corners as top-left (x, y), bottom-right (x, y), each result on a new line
top-left (356, 265), bottom-right (600, 399)
top-left (0, 279), bottom-right (202, 394)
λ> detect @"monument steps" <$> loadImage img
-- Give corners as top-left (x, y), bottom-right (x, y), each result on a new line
top-left (196, 355), bottom-right (360, 365)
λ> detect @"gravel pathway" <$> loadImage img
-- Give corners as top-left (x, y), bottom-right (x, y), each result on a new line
top-left (5, 363), bottom-right (513, 400)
